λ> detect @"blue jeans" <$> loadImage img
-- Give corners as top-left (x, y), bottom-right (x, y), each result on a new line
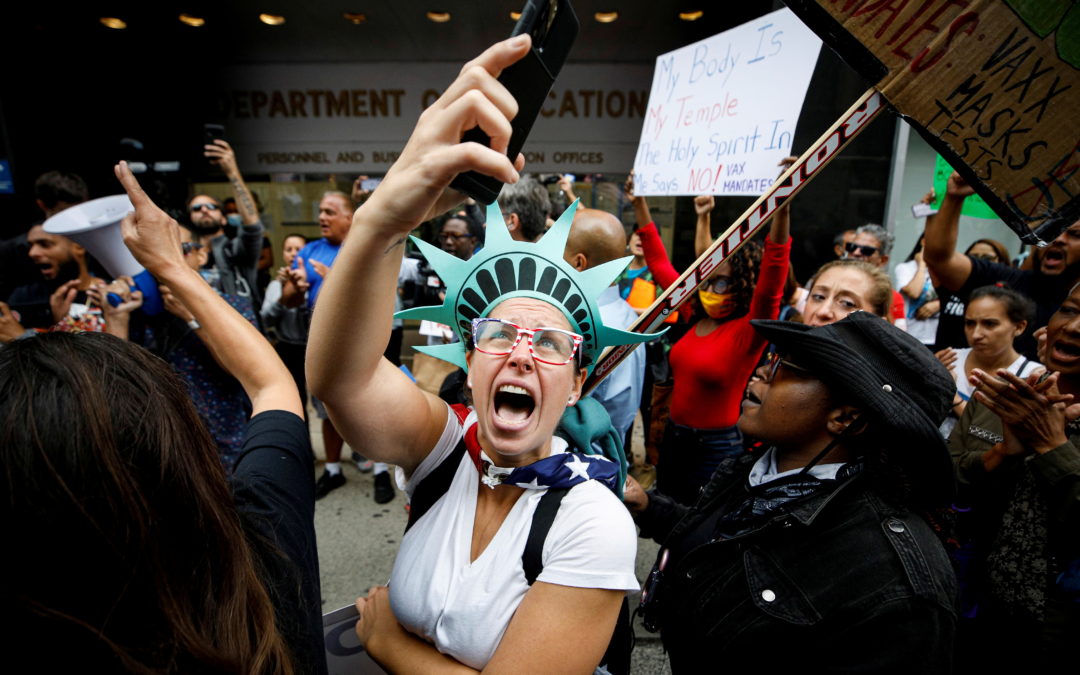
top-left (657, 422), bottom-right (743, 506)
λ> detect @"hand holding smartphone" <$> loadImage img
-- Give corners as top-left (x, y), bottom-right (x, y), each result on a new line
top-left (449, 0), bottom-right (579, 204)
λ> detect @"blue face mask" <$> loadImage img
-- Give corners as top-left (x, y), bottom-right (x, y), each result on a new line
top-left (226, 213), bottom-right (243, 226)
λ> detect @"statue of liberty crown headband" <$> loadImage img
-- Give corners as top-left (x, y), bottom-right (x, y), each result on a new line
top-left (395, 199), bottom-right (665, 374)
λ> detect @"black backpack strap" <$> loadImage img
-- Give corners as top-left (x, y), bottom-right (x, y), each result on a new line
top-left (404, 437), bottom-right (466, 533)
top-left (520, 484), bottom-right (633, 674)
top-left (522, 487), bottom-right (569, 585)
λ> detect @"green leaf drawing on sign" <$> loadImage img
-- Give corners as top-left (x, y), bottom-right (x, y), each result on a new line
top-left (1005, 0), bottom-right (1080, 67)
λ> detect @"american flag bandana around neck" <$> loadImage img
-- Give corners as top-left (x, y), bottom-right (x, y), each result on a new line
top-left (450, 403), bottom-right (619, 492)
top-left (476, 449), bottom-right (619, 491)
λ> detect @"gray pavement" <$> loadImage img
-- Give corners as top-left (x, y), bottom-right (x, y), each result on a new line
top-left (308, 402), bottom-right (670, 673)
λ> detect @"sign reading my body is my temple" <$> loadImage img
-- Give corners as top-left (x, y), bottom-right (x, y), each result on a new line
top-left (632, 8), bottom-right (822, 197)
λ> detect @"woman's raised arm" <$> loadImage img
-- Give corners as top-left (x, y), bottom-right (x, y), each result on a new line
top-left (306, 36), bottom-right (531, 474)
top-left (114, 162), bottom-right (302, 419)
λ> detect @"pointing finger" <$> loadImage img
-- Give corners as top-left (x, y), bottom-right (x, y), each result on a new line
top-left (114, 161), bottom-right (153, 209)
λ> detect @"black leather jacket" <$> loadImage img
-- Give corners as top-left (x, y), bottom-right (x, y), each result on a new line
top-left (637, 453), bottom-right (957, 674)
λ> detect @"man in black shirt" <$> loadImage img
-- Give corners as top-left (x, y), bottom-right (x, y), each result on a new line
top-left (924, 172), bottom-right (1080, 359)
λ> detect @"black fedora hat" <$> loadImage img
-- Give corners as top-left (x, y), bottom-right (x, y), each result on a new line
top-left (750, 311), bottom-right (956, 504)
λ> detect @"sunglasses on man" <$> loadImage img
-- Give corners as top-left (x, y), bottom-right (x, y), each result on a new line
top-left (844, 241), bottom-right (879, 257)
top-left (189, 203), bottom-right (220, 213)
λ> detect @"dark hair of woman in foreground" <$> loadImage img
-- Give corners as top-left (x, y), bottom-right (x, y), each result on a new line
top-left (0, 332), bottom-right (293, 672)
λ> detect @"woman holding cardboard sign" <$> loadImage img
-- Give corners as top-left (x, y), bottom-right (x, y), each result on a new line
top-left (629, 177), bottom-right (791, 506)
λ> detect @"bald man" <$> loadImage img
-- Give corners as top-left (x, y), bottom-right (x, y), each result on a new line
top-left (563, 208), bottom-right (648, 441)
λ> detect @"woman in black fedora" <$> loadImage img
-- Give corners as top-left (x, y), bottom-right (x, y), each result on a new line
top-left (624, 311), bottom-right (959, 672)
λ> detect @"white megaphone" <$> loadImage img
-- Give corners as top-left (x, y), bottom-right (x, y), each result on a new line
top-left (43, 195), bottom-right (164, 315)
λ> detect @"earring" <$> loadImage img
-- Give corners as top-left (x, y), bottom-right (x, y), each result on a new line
top-left (567, 396), bottom-right (575, 404)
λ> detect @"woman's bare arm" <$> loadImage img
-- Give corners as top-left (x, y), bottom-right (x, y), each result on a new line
top-left (306, 36), bottom-right (531, 474)
top-left (115, 162), bottom-right (302, 418)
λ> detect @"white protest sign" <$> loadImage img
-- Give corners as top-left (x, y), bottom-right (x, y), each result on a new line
top-left (633, 8), bottom-right (821, 196)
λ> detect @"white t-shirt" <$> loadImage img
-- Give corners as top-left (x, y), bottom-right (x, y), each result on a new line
top-left (894, 260), bottom-right (939, 345)
top-left (388, 406), bottom-right (639, 670)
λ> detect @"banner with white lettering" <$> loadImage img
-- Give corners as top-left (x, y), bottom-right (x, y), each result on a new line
top-left (632, 8), bottom-right (822, 196)
top-left (214, 63), bottom-right (651, 174)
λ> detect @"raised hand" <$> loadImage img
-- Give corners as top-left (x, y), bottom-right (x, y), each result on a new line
top-left (934, 347), bottom-right (958, 374)
top-left (352, 175), bottom-right (373, 206)
top-left (49, 279), bottom-right (79, 323)
top-left (285, 256), bottom-right (310, 290)
top-left (114, 161), bottom-right (186, 277)
top-left (971, 368), bottom-right (1071, 454)
top-left (310, 260), bottom-right (330, 279)
top-left (362, 35), bottom-right (531, 233)
top-left (204, 139), bottom-right (241, 178)
top-left (693, 195), bottom-right (714, 216)
top-left (87, 276), bottom-right (143, 339)
top-left (946, 170), bottom-right (976, 198)
top-left (558, 174), bottom-right (577, 202)
top-left (158, 284), bottom-right (196, 323)
top-left (916, 298), bottom-right (941, 320)
top-left (0, 302), bottom-right (28, 343)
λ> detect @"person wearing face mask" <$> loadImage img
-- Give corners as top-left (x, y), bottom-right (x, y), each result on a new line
top-left (635, 196), bottom-right (791, 505)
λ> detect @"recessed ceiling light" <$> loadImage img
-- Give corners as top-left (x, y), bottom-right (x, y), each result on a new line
top-left (100, 17), bottom-right (127, 30)
top-left (594, 11), bottom-right (618, 24)
top-left (179, 14), bottom-right (206, 27)
top-left (343, 12), bottom-right (367, 24)
top-left (426, 11), bottom-right (451, 23)
top-left (510, 11), bottom-right (521, 20)
top-left (679, 10), bottom-right (703, 21)
top-left (259, 13), bottom-right (286, 26)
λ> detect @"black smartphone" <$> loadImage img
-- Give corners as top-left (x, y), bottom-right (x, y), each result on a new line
top-left (449, 0), bottom-right (579, 204)
top-left (203, 123), bottom-right (226, 147)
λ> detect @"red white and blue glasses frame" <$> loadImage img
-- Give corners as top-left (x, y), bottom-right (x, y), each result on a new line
top-left (471, 318), bottom-right (584, 366)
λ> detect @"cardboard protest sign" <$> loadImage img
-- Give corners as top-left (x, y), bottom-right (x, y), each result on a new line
top-left (632, 8), bottom-right (822, 197)
top-left (784, 0), bottom-right (1080, 244)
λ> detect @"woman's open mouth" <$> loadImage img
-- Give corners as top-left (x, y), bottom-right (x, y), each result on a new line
top-left (493, 384), bottom-right (536, 425)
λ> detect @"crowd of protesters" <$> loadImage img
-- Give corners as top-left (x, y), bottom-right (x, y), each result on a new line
top-left (1, 34), bottom-right (1077, 674)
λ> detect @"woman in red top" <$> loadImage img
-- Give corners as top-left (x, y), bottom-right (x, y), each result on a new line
top-left (632, 190), bottom-right (790, 505)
